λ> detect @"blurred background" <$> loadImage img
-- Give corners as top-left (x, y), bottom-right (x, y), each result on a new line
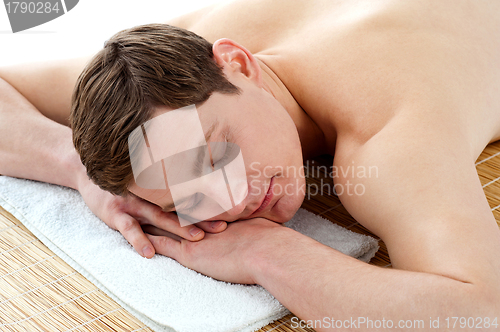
top-left (0, 0), bottom-right (222, 66)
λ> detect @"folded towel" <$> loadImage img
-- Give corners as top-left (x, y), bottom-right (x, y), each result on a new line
top-left (0, 175), bottom-right (378, 332)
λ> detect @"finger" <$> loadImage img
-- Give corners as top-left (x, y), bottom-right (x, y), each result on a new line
top-left (195, 220), bottom-right (227, 233)
top-left (146, 233), bottom-right (182, 263)
top-left (114, 214), bottom-right (156, 258)
top-left (128, 200), bottom-right (205, 241)
top-left (142, 224), bottom-right (183, 241)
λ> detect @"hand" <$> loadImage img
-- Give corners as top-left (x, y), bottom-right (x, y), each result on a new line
top-left (76, 177), bottom-right (228, 258)
top-left (146, 217), bottom-right (289, 284)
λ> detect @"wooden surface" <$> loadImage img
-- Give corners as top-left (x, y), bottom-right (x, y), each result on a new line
top-left (1, 141), bottom-right (500, 331)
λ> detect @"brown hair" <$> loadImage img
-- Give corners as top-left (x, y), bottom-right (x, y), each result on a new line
top-left (70, 23), bottom-right (240, 196)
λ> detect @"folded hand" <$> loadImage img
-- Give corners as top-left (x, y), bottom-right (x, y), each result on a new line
top-left (146, 217), bottom-right (288, 284)
top-left (77, 177), bottom-right (228, 258)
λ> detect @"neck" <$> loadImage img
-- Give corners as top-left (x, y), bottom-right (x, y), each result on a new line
top-left (254, 54), bottom-right (328, 160)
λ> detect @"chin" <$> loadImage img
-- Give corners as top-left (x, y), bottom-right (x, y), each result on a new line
top-left (270, 181), bottom-right (305, 223)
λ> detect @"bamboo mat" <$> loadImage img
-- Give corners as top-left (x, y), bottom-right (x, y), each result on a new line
top-left (2, 141), bottom-right (500, 332)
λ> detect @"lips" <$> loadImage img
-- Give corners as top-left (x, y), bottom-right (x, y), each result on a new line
top-left (249, 177), bottom-right (275, 217)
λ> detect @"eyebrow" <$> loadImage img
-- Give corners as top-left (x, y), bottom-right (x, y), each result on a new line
top-left (160, 119), bottom-right (220, 212)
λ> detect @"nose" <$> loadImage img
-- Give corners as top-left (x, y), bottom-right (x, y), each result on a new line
top-left (219, 172), bottom-right (248, 217)
top-left (224, 199), bottom-right (247, 216)
top-left (201, 194), bottom-right (247, 222)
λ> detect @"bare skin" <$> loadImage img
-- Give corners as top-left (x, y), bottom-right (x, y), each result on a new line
top-left (1, 0), bottom-right (500, 330)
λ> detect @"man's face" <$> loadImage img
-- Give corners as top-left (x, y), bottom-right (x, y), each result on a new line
top-left (128, 78), bottom-right (305, 224)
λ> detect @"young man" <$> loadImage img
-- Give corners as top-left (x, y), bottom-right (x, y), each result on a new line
top-left (1, 0), bottom-right (499, 329)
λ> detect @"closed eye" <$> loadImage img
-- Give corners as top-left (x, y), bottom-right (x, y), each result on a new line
top-left (182, 193), bottom-right (203, 214)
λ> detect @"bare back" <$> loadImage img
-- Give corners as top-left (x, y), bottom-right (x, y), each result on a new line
top-left (174, 0), bottom-right (500, 158)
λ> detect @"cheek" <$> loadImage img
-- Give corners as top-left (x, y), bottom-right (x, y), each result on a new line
top-left (128, 184), bottom-right (174, 210)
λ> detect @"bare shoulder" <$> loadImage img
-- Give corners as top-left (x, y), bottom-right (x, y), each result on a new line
top-left (0, 56), bottom-right (92, 126)
top-left (333, 110), bottom-right (500, 289)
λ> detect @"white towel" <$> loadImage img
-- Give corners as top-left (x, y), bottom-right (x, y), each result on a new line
top-left (0, 175), bottom-right (378, 332)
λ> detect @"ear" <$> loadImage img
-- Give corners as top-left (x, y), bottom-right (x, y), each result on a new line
top-left (212, 38), bottom-right (263, 87)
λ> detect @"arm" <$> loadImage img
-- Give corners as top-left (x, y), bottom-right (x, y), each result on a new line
top-left (148, 113), bottom-right (500, 330)
top-left (0, 57), bottom-right (91, 188)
